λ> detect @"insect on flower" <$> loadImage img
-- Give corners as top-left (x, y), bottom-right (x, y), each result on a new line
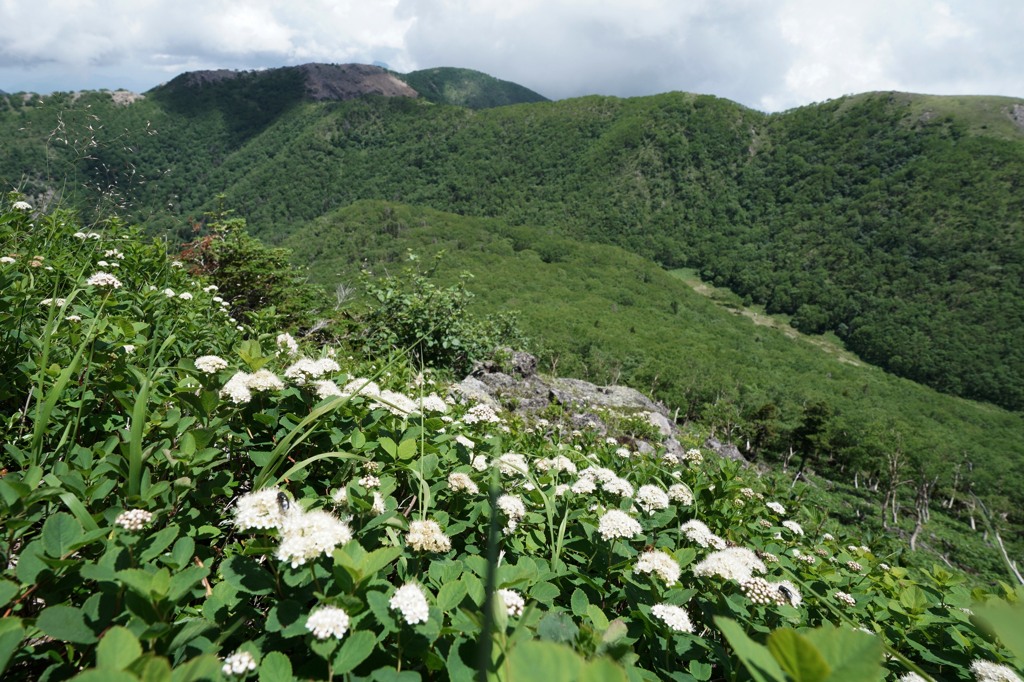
top-left (778, 584), bottom-right (794, 604)
top-left (277, 492), bottom-right (290, 514)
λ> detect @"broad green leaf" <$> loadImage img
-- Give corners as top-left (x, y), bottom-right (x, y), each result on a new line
top-left (0, 618), bottom-right (25, 677)
top-left (41, 512), bottom-right (84, 558)
top-left (571, 588), bottom-right (590, 617)
top-left (170, 654), bottom-right (224, 682)
top-left (436, 579), bottom-right (468, 611)
top-left (379, 437), bottom-right (398, 458)
top-left (267, 600), bottom-right (306, 638)
top-left (259, 651), bottom-right (293, 682)
top-left (588, 604), bottom-right (609, 630)
top-left (167, 565), bottom-right (209, 602)
top-left (802, 625), bottom-right (885, 682)
top-left (899, 586), bottom-right (931, 613)
top-left (36, 604), bottom-right (97, 644)
top-left (714, 617), bottom-right (787, 682)
top-left (221, 555), bottom-right (277, 595)
top-left (138, 525), bottom-right (181, 563)
top-left (333, 630), bottom-right (377, 675)
top-left (975, 598), bottom-right (1024, 662)
top-left (767, 629), bottom-right (831, 682)
top-left (70, 671), bottom-right (137, 682)
top-left (396, 438), bottom-right (418, 460)
top-left (97, 626), bottom-right (142, 670)
top-left (537, 612), bottom-right (579, 644)
top-left (0, 580), bottom-right (18, 608)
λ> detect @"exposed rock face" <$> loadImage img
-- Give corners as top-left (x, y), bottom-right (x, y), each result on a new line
top-left (296, 63), bottom-right (417, 101)
top-left (169, 63), bottom-right (418, 103)
top-left (451, 351), bottom-right (742, 464)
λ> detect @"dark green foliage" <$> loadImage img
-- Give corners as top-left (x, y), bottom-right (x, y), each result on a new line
top-left (176, 202), bottom-right (328, 332)
top-left (397, 67), bottom-right (549, 109)
top-left (354, 253), bottom-right (526, 374)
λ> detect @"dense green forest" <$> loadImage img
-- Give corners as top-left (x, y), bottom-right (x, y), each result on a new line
top-left (276, 199), bottom-right (1024, 575)
top-left (1, 77), bottom-right (1021, 412)
top-left (3, 71), bottom-right (1024, 570)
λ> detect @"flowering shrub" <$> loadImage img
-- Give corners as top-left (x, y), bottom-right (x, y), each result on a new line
top-left (0, 195), bottom-right (1021, 681)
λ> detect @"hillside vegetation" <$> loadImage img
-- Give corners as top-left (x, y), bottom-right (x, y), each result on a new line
top-left (1, 80), bottom-right (1021, 412)
top-left (282, 199), bottom-right (1024, 578)
top-left (2, 195), bottom-right (1023, 681)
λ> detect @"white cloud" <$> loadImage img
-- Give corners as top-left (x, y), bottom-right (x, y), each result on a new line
top-left (0, 0), bottom-right (1021, 110)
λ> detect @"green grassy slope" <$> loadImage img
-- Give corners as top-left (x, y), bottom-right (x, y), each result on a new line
top-left (1, 84), bottom-right (1023, 411)
top-left (282, 200), bottom-right (1024, 572)
top-left (397, 66), bottom-right (549, 108)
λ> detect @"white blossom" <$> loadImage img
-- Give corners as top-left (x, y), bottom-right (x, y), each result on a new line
top-left (115, 509), bottom-right (153, 532)
top-left (497, 589), bottom-right (525, 617)
top-left (597, 509), bottom-right (642, 541)
top-left (448, 472), bottom-right (479, 494)
top-left (634, 550), bottom-right (681, 586)
top-left (693, 547), bottom-right (766, 582)
top-left (650, 603), bottom-right (694, 633)
top-left (276, 509), bottom-right (353, 568)
top-left (680, 520), bottom-right (726, 549)
top-left (390, 583), bottom-right (430, 625)
top-left (86, 271), bottom-right (122, 288)
top-left (194, 355), bottom-right (228, 374)
top-left (221, 651), bottom-right (258, 676)
top-left (970, 660), bottom-right (1023, 682)
top-left (636, 485), bottom-right (670, 514)
top-left (306, 606), bottom-right (350, 639)
top-left (406, 519), bottom-right (451, 553)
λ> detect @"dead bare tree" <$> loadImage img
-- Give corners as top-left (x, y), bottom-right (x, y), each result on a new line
top-left (909, 474), bottom-right (939, 551)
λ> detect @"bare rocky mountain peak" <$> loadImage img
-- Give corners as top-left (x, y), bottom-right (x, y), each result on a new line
top-left (173, 62), bottom-right (418, 102)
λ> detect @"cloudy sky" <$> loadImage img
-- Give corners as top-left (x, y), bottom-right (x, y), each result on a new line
top-left (1, 0), bottom-right (1021, 112)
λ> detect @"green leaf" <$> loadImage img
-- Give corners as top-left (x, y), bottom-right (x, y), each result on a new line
top-left (170, 654), bottom-right (224, 682)
top-left (167, 565), bottom-right (209, 602)
top-left (138, 525), bottom-right (180, 563)
top-left (41, 512), bottom-right (84, 558)
top-left (766, 629), bottom-right (831, 682)
top-left (0, 580), bottom-right (18, 608)
top-left (571, 588), bottom-right (589, 617)
top-left (537, 612), bottom-right (579, 644)
top-left (259, 651), bottom-right (293, 682)
top-left (333, 630), bottom-right (377, 675)
top-left (802, 626), bottom-right (884, 682)
top-left (379, 437), bottom-right (398, 458)
top-left (714, 617), bottom-right (786, 682)
top-left (221, 555), bottom-right (277, 595)
top-left (975, 598), bottom-right (1024, 662)
top-left (0, 618), bottom-right (25, 677)
top-left (70, 671), bottom-right (138, 682)
top-left (899, 586), bottom-right (930, 613)
top-left (396, 438), bottom-right (418, 460)
top-left (97, 626), bottom-right (142, 670)
top-left (267, 600), bottom-right (306, 637)
top-left (436, 579), bottom-right (468, 611)
top-left (36, 604), bottom-right (98, 644)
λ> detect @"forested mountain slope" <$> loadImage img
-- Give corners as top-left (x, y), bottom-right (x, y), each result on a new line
top-left (0, 71), bottom-right (1022, 412)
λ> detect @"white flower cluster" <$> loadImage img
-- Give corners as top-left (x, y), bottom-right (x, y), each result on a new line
top-left (406, 519), bottom-right (452, 553)
top-left (497, 589), bottom-right (525, 617)
top-left (650, 603), bottom-right (694, 633)
top-left (306, 606), bottom-right (351, 639)
top-left (456, 435), bottom-right (476, 450)
top-left (741, 577), bottom-right (781, 605)
top-left (597, 509), bottom-right (642, 541)
top-left (898, 673), bottom-right (928, 682)
top-left (680, 520), bottom-right (726, 550)
top-left (846, 560), bottom-right (863, 572)
top-left (635, 485), bottom-right (670, 515)
top-left (535, 455), bottom-right (578, 475)
top-left (12, 200), bottom-right (32, 211)
top-left (220, 370), bottom-right (285, 404)
top-left (276, 333), bottom-right (299, 357)
top-left (115, 509), bottom-right (153, 532)
top-left (373, 389), bottom-right (418, 416)
top-left (276, 509), bottom-right (353, 568)
top-left (782, 520), bottom-right (804, 536)
top-left (284, 357), bottom-right (341, 385)
top-left (86, 271), bottom-right (122, 288)
top-left (970, 660), bottom-right (1023, 682)
top-left (497, 494), bottom-right (527, 535)
top-left (194, 355), bottom-right (228, 374)
top-left (463, 403), bottom-right (502, 424)
top-left (834, 591), bottom-right (856, 607)
top-left (692, 547), bottom-right (766, 582)
top-left (221, 650), bottom-right (257, 676)
top-left (418, 393), bottom-right (448, 413)
top-left (634, 549), bottom-right (681, 586)
top-left (390, 583), bottom-right (430, 625)
top-left (497, 453), bottom-right (529, 477)
top-left (683, 448), bottom-right (703, 463)
top-left (0, 256), bottom-right (15, 264)
top-left (766, 501), bottom-right (786, 515)
top-left (233, 488), bottom-right (287, 530)
top-left (668, 483), bottom-right (694, 505)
